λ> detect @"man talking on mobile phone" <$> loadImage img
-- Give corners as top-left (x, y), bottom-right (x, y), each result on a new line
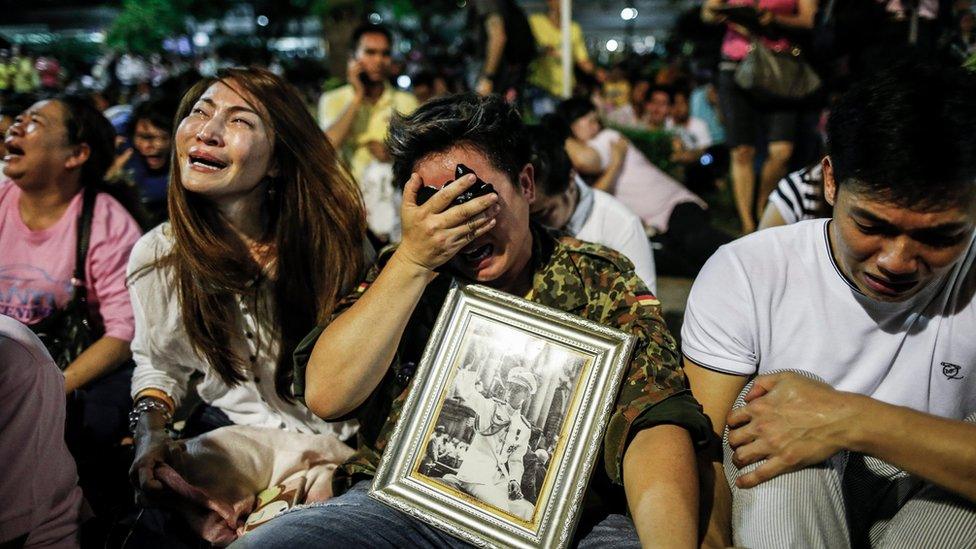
top-left (318, 22), bottom-right (419, 241)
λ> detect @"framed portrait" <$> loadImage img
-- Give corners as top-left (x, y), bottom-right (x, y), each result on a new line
top-left (370, 283), bottom-right (636, 549)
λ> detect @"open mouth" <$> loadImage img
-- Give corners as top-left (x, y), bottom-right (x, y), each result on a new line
top-left (459, 243), bottom-right (493, 264)
top-left (145, 154), bottom-right (167, 168)
top-left (4, 142), bottom-right (24, 160)
top-left (863, 272), bottom-right (918, 296)
top-left (188, 153), bottom-right (228, 172)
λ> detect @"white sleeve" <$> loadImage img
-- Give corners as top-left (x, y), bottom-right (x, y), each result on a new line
top-left (680, 245), bottom-right (759, 376)
top-left (691, 118), bottom-right (712, 149)
top-left (454, 369), bottom-right (493, 421)
top-left (614, 212), bottom-right (657, 295)
top-left (126, 232), bottom-right (197, 406)
top-left (587, 130), bottom-right (616, 170)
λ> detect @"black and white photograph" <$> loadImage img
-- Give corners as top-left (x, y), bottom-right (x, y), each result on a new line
top-left (413, 315), bottom-right (589, 522)
top-left (371, 284), bottom-right (634, 548)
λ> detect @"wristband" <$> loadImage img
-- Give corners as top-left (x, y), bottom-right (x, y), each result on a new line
top-left (480, 73), bottom-right (496, 82)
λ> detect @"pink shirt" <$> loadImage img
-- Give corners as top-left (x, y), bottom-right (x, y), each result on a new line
top-left (0, 315), bottom-right (85, 547)
top-left (0, 181), bottom-right (141, 341)
top-left (589, 129), bottom-right (706, 233)
top-left (721, 0), bottom-right (798, 61)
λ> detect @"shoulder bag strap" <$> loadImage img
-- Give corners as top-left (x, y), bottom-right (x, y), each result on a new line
top-left (72, 186), bottom-right (97, 297)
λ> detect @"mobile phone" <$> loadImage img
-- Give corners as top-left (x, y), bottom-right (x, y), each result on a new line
top-left (416, 164), bottom-right (496, 207)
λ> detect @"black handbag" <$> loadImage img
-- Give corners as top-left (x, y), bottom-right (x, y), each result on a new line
top-left (734, 39), bottom-right (822, 102)
top-left (30, 186), bottom-right (99, 370)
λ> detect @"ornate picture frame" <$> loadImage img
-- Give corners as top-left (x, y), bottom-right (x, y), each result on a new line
top-left (370, 283), bottom-right (635, 549)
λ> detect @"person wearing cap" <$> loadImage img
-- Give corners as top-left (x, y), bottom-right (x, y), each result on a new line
top-left (450, 365), bottom-right (537, 518)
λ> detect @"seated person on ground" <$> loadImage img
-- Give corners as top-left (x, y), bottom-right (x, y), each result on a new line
top-left (126, 68), bottom-right (368, 540)
top-left (0, 95), bottom-right (142, 524)
top-left (233, 93), bottom-right (710, 548)
top-left (526, 123), bottom-right (657, 292)
top-left (683, 60), bottom-right (976, 548)
top-left (555, 97), bottom-right (732, 278)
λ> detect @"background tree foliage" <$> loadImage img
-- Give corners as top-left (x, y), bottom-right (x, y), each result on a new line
top-left (105, 0), bottom-right (468, 75)
top-left (106, 0), bottom-right (192, 54)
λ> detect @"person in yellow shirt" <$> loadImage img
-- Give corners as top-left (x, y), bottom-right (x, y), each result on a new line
top-left (528, 0), bottom-right (596, 102)
top-left (318, 23), bottom-right (418, 241)
top-left (318, 23), bottom-right (418, 182)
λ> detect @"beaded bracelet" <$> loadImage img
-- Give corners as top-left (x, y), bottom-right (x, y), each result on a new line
top-left (128, 397), bottom-right (173, 434)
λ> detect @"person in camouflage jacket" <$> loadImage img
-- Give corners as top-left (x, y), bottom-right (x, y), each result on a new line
top-left (234, 93), bottom-right (709, 549)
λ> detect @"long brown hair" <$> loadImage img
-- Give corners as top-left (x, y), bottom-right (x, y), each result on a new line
top-left (162, 67), bottom-right (366, 400)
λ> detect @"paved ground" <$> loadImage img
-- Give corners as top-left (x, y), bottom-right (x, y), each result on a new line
top-left (657, 275), bottom-right (695, 345)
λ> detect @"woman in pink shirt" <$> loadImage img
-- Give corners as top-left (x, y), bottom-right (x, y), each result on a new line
top-left (702, 0), bottom-right (818, 233)
top-left (0, 96), bottom-right (141, 392)
top-left (0, 95), bottom-right (143, 528)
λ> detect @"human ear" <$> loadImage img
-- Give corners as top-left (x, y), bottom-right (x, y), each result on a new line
top-left (822, 156), bottom-right (837, 207)
top-left (519, 163), bottom-right (535, 204)
top-left (64, 143), bottom-right (91, 171)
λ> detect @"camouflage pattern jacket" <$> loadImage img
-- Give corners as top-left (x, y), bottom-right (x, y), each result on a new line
top-left (293, 225), bottom-right (710, 516)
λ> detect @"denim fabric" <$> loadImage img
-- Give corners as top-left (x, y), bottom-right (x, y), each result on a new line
top-left (231, 481), bottom-right (642, 548)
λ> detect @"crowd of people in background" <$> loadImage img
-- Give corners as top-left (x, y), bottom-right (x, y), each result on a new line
top-left (3, 0), bottom-right (976, 547)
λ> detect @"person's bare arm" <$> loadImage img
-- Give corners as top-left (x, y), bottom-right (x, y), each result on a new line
top-left (684, 358), bottom-right (749, 548)
top-left (63, 335), bottom-right (132, 393)
top-left (304, 174), bottom-right (500, 419)
top-left (670, 135), bottom-right (706, 165)
top-left (324, 60), bottom-right (366, 148)
top-left (564, 137), bottom-right (603, 176)
top-left (366, 140), bottom-right (392, 163)
top-left (624, 424), bottom-right (699, 548)
top-left (477, 14), bottom-right (507, 95)
top-left (592, 137), bottom-right (628, 193)
top-left (757, 201), bottom-right (788, 230)
top-left (727, 372), bottom-right (976, 502)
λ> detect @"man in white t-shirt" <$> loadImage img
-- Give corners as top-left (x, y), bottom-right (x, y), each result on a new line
top-left (526, 125), bottom-right (657, 292)
top-left (682, 62), bottom-right (976, 548)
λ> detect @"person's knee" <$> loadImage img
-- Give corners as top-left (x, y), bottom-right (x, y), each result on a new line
top-left (731, 145), bottom-right (755, 164)
top-left (766, 142), bottom-right (794, 164)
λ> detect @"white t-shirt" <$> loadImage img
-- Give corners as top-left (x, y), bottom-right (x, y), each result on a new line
top-left (588, 128), bottom-right (704, 233)
top-left (682, 219), bottom-right (976, 420)
top-left (568, 177), bottom-right (657, 293)
top-left (666, 117), bottom-right (713, 151)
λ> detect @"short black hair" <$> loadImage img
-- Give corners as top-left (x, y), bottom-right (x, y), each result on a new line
top-left (55, 94), bottom-right (115, 188)
top-left (352, 22), bottom-right (392, 50)
top-left (827, 59), bottom-right (976, 210)
top-left (647, 84), bottom-right (674, 103)
top-left (527, 123), bottom-right (572, 196)
top-left (389, 93), bottom-right (530, 189)
top-left (129, 95), bottom-right (179, 140)
top-left (554, 96), bottom-right (596, 126)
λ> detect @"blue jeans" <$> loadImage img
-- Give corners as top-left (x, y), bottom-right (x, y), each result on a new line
top-left (231, 480), bottom-right (641, 548)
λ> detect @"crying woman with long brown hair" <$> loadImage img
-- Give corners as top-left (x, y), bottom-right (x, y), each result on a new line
top-left (125, 67), bottom-right (368, 504)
